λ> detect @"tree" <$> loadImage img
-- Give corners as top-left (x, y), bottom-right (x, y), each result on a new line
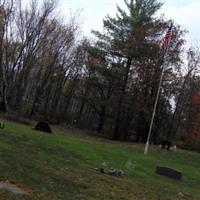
top-left (0, 0), bottom-right (14, 114)
top-left (0, 0), bottom-right (80, 123)
top-left (169, 48), bottom-right (200, 142)
top-left (92, 0), bottom-right (185, 141)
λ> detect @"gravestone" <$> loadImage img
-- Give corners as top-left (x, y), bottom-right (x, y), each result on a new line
top-left (156, 166), bottom-right (182, 180)
top-left (0, 182), bottom-right (28, 195)
top-left (161, 140), bottom-right (172, 150)
top-left (108, 168), bottom-right (124, 177)
top-left (34, 121), bottom-right (52, 134)
top-left (0, 121), bottom-right (5, 129)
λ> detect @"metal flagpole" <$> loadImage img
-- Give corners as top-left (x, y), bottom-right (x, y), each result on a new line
top-left (144, 25), bottom-right (173, 155)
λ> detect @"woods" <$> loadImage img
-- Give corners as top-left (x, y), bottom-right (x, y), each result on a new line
top-left (0, 0), bottom-right (200, 151)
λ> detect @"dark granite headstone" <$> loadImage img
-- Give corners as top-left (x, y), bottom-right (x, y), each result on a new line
top-left (156, 166), bottom-right (182, 180)
top-left (161, 141), bottom-right (172, 150)
top-left (34, 121), bottom-right (52, 134)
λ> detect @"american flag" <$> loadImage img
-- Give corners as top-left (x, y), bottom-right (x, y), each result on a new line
top-left (162, 25), bottom-right (173, 49)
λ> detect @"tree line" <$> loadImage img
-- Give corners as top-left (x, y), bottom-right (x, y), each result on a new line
top-left (0, 0), bottom-right (200, 151)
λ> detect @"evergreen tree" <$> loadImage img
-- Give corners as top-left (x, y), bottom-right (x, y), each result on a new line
top-left (93, 0), bottom-right (162, 140)
top-left (92, 0), bottom-right (185, 141)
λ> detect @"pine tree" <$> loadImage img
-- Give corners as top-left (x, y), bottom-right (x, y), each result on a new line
top-left (93, 0), bottom-right (164, 140)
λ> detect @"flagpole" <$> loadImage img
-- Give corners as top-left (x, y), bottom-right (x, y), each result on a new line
top-left (144, 25), bottom-right (173, 155)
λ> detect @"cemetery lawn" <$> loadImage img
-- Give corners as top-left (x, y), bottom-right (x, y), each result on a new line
top-left (0, 121), bottom-right (200, 200)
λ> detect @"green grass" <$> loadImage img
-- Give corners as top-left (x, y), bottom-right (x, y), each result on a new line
top-left (0, 120), bottom-right (200, 199)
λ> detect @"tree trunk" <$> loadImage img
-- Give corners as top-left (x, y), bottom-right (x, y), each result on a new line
top-left (113, 57), bottom-right (132, 140)
top-left (97, 106), bottom-right (106, 133)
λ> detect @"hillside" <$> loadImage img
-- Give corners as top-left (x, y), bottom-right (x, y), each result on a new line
top-left (0, 120), bottom-right (199, 200)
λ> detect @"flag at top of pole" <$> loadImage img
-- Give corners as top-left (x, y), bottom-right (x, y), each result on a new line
top-left (144, 23), bottom-right (173, 155)
top-left (162, 24), bottom-right (173, 49)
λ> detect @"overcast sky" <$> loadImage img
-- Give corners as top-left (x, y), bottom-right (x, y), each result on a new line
top-left (56, 0), bottom-right (200, 46)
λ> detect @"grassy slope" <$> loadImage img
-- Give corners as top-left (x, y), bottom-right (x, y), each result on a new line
top-left (0, 120), bottom-right (199, 200)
